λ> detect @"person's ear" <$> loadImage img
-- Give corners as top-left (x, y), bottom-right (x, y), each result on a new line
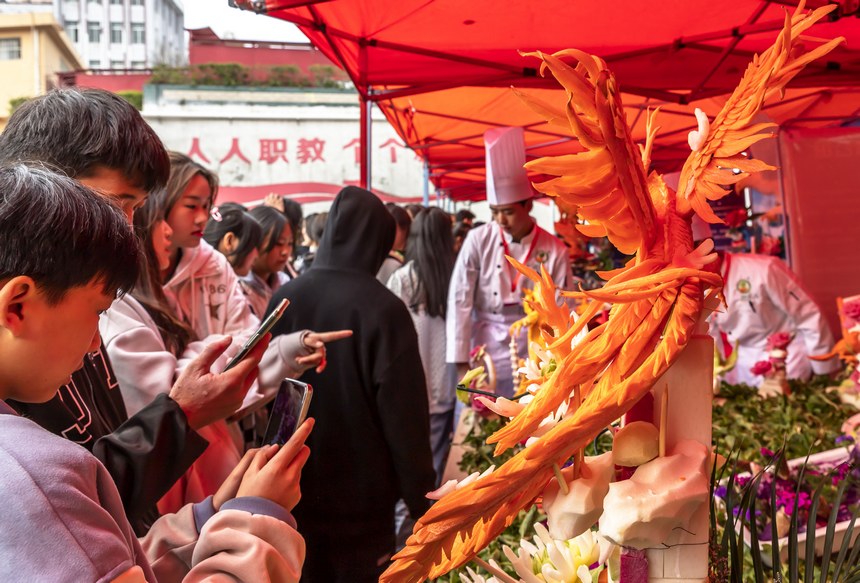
top-left (0, 276), bottom-right (39, 336)
top-left (219, 232), bottom-right (239, 255)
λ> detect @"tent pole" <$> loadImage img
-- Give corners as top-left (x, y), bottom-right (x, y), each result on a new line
top-left (358, 35), bottom-right (371, 190)
top-left (359, 95), bottom-right (372, 189)
top-left (423, 160), bottom-right (430, 207)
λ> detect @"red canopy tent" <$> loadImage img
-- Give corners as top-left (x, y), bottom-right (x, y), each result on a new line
top-left (231, 0), bottom-right (860, 200)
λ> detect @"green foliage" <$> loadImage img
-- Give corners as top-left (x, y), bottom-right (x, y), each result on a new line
top-left (147, 62), bottom-right (345, 89)
top-left (191, 63), bottom-right (250, 87)
top-left (716, 445), bottom-right (860, 582)
top-left (8, 96), bottom-right (30, 114)
top-left (713, 376), bottom-right (858, 463)
top-left (267, 65), bottom-right (308, 87)
top-left (149, 63), bottom-right (190, 85)
top-left (308, 64), bottom-right (342, 88)
top-left (116, 90), bottom-right (142, 111)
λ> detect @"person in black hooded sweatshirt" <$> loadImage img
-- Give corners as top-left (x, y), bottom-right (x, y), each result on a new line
top-left (267, 186), bottom-right (435, 583)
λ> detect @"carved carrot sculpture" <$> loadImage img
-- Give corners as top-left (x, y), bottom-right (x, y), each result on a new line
top-left (381, 4), bottom-right (843, 581)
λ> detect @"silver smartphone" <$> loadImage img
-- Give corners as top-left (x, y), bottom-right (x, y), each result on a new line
top-left (223, 298), bottom-right (289, 371)
top-left (262, 378), bottom-right (313, 446)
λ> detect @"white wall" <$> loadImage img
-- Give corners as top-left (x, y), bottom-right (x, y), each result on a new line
top-left (142, 84), bottom-right (558, 232)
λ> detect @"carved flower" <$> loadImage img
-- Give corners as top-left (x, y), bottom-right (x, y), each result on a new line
top-left (844, 300), bottom-right (860, 323)
top-left (767, 332), bottom-right (793, 351)
top-left (751, 360), bottom-right (774, 377)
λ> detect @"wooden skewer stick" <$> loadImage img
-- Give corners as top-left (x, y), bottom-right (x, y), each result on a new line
top-left (658, 383), bottom-right (669, 458)
top-left (473, 557), bottom-right (519, 583)
top-left (553, 463), bottom-right (569, 495)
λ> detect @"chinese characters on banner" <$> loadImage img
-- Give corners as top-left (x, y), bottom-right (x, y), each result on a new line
top-left (188, 136), bottom-right (412, 167)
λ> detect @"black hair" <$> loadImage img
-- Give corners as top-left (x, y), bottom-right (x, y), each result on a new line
top-left (203, 202), bottom-right (263, 270)
top-left (404, 203), bottom-right (425, 219)
top-left (131, 189), bottom-right (193, 354)
top-left (455, 209), bottom-right (475, 223)
top-left (0, 163), bottom-right (139, 304)
top-left (405, 207), bottom-right (455, 319)
top-left (165, 152), bottom-right (218, 217)
top-left (0, 88), bottom-right (170, 192)
top-left (385, 202), bottom-right (413, 232)
top-left (281, 197), bottom-right (303, 247)
top-left (452, 222), bottom-right (472, 239)
top-left (249, 205), bottom-right (288, 253)
top-left (307, 212), bottom-right (327, 245)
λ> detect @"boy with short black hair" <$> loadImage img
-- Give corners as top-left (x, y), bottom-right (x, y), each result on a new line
top-left (0, 164), bottom-right (310, 581)
top-left (0, 88), bottom-right (247, 533)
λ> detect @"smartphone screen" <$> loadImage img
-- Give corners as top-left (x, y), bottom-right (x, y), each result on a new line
top-left (262, 379), bottom-right (313, 446)
top-left (224, 298), bottom-right (289, 372)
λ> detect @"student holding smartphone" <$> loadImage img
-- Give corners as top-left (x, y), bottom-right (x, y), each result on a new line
top-left (100, 190), bottom-right (347, 513)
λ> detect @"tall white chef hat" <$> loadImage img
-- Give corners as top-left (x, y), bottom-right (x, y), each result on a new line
top-left (484, 126), bottom-right (533, 206)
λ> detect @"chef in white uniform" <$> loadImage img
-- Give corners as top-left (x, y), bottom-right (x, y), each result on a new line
top-left (446, 127), bottom-right (572, 398)
top-left (712, 251), bottom-right (838, 386)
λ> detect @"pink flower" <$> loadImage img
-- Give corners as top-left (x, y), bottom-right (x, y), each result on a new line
top-left (470, 393), bottom-right (497, 419)
top-left (843, 300), bottom-right (860, 323)
top-left (767, 332), bottom-right (793, 351)
top-left (751, 360), bottom-right (774, 377)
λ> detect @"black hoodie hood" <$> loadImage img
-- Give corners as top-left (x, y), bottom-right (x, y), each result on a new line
top-left (312, 186), bottom-right (395, 275)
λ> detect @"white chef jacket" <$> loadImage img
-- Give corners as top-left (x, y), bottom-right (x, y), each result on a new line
top-left (446, 221), bottom-right (572, 397)
top-left (711, 253), bottom-right (838, 386)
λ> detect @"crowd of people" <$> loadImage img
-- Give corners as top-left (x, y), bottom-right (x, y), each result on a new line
top-left (0, 87), bottom-right (840, 583)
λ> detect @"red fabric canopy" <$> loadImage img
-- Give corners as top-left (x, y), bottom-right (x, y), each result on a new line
top-left (238, 0), bottom-right (860, 199)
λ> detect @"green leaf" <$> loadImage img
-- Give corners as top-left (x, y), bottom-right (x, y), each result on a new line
top-left (832, 500), bottom-right (860, 581)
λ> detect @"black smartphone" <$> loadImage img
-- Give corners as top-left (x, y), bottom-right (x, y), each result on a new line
top-left (223, 298), bottom-right (289, 371)
top-left (261, 378), bottom-right (313, 446)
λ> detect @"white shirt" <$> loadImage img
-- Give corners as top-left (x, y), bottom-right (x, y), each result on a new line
top-left (711, 253), bottom-right (838, 385)
top-left (446, 221), bottom-right (572, 364)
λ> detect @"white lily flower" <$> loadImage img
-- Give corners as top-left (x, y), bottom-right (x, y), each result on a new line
top-left (518, 358), bottom-right (543, 381)
top-left (518, 342), bottom-right (555, 382)
top-left (502, 524), bottom-right (606, 583)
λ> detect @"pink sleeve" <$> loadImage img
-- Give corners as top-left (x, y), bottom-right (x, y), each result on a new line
top-left (138, 504), bottom-right (199, 581)
top-left (187, 508), bottom-right (305, 582)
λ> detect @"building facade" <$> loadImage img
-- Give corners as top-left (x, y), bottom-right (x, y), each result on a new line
top-left (0, 9), bottom-right (82, 123)
top-left (143, 83), bottom-right (429, 213)
top-left (56, 0), bottom-right (183, 69)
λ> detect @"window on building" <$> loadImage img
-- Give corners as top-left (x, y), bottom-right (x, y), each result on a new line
top-left (110, 0), bottom-right (123, 4)
top-left (0, 38), bottom-right (21, 60)
top-left (65, 22), bottom-right (79, 43)
top-left (130, 23), bottom-right (145, 44)
top-left (110, 23), bottom-right (122, 44)
top-left (87, 22), bottom-right (101, 43)
top-left (131, 60), bottom-right (145, 70)
top-left (110, 60), bottom-right (124, 69)
top-left (130, 0), bottom-right (143, 5)
top-left (89, 59), bottom-right (101, 69)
